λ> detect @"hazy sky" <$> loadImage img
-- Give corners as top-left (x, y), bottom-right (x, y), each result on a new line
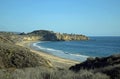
top-left (0, 0), bottom-right (120, 36)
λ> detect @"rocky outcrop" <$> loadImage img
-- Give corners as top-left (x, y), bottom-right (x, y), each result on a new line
top-left (22, 36), bottom-right (40, 41)
top-left (56, 33), bottom-right (89, 41)
top-left (23, 30), bottom-right (89, 41)
top-left (0, 30), bottom-right (89, 42)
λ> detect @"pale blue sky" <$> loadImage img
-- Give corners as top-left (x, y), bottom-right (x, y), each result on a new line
top-left (0, 0), bottom-right (120, 36)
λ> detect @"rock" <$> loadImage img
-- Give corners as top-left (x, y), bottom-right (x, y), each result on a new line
top-left (23, 30), bottom-right (89, 41)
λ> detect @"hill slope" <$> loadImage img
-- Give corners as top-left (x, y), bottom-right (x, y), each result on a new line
top-left (0, 33), bottom-right (52, 68)
top-left (22, 30), bottom-right (89, 41)
top-left (69, 54), bottom-right (120, 79)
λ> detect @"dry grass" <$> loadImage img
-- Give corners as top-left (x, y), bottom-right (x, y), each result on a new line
top-left (0, 67), bottom-right (110, 79)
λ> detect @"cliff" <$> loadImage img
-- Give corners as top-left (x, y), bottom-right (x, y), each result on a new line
top-left (56, 33), bottom-right (89, 41)
top-left (21, 30), bottom-right (89, 41)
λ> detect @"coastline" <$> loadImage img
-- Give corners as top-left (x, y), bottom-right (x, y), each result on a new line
top-left (16, 41), bottom-right (80, 68)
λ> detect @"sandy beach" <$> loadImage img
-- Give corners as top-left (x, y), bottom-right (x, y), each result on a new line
top-left (16, 41), bottom-right (80, 69)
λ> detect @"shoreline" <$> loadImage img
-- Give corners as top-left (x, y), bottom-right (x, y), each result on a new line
top-left (16, 41), bottom-right (80, 68)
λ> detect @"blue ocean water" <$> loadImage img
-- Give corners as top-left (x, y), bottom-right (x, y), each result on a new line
top-left (33, 37), bottom-right (120, 61)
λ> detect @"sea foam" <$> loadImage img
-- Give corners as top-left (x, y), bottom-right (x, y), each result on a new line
top-left (32, 42), bottom-right (89, 61)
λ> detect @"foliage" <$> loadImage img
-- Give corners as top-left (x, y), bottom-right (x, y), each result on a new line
top-left (0, 67), bottom-right (110, 79)
top-left (0, 42), bottom-right (51, 68)
top-left (0, 31), bottom-right (119, 79)
top-left (69, 54), bottom-right (120, 79)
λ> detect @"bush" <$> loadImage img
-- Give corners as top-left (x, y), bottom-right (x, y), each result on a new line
top-left (0, 67), bottom-right (110, 79)
top-left (0, 42), bottom-right (51, 68)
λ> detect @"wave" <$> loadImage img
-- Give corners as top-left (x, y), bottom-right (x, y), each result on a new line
top-left (33, 42), bottom-right (63, 52)
top-left (70, 53), bottom-right (89, 58)
top-left (32, 42), bottom-right (89, 61)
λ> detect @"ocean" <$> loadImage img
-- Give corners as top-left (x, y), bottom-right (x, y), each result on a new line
top-left (32, 37), bottom-right (120, 61)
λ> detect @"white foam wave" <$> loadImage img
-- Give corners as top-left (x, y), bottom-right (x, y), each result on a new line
top-left (32, 42), bottom-right (89, 61)
top-left (70, 53), bottom-right (89, 58)
top-left (33, 42), bottom-right (63, 53)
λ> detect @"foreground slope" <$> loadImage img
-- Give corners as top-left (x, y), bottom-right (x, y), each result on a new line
top-left (0, 34), bottom-right (52, 68)
top-left (1, 31), bottom-right (119, 79)
top-left (69, 54), bottom-right (120, 79)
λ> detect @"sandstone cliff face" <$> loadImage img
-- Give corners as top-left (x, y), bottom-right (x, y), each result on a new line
top-left (22, 30), bottom-right (89, 41)
top-left (0, 30), bottom-right (89, 42)
top-left (23, 36), bottom-right (40, 41)
top-left (56, 33), bottom-right (89, 41)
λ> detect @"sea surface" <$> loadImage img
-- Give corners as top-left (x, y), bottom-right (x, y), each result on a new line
top-left (32, 37), bottom-right (120, 61)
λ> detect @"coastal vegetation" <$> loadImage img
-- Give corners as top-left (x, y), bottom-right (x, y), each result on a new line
top-left (0, 42), bottom-right (52, 69)
top-left (0, 30), bottom-right (119, 79)
top-left (70, 54), bottom-right (120, 79)
top-left (0, 35), bottom-right (52, 68)
top-left (0, 67), bottom-right (109, 79)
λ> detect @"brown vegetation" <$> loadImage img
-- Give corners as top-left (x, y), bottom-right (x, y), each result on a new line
top-left (0, 67), bottom-right (110, 79)
top-left (69, 54), bottom-right (120, 79)
top-left (0, 31), bottom-right (119, 79)
top-left (0, 42), bottom-right (52, 68)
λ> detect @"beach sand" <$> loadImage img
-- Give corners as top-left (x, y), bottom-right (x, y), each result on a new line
top-left (16, 41), bottom-right (80, 69)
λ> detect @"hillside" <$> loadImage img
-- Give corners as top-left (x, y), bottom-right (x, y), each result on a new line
top-left (0, 32), bottom-right (23, 43)
top-left (0, 30), bottom-right (89, 42)
top-left (21, 30), bottom-right (89, 41)
top-left (1, 31), bottom-right (117, 79)
top-left (0, 30), bottom-right (89, 68)
top-left (69, 54), bottom-right (120, 79)
top-left (0, 35), bottom-right (13, 44)
top-left (0, 34), bottom-right (52, 68)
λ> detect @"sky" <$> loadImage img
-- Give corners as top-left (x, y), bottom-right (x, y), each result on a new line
top-left (0, 0), bottom-right (120, 36)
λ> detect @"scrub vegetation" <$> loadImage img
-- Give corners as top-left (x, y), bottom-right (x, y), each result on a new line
top-left (0, 31), bottom-right (119, 79)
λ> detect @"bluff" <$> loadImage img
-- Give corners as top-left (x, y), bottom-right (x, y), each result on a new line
top-left (21, 30), bottom-right (89, 41)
